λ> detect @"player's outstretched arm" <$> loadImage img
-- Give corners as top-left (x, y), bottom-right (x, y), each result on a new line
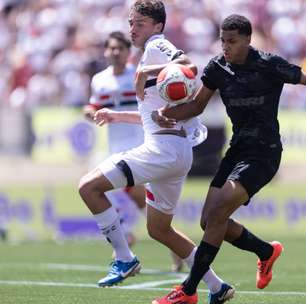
top-left (140, 54), bottom-right (196, 78)
top-left (94, 108), bottom-right (142, 126)
top-left (151, 85), bottom-right (215, 128)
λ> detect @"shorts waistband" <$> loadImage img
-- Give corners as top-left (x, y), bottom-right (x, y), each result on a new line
top-left (152, 128), bottom-right (187, 138)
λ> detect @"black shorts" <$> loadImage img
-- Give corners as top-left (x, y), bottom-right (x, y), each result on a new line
top-left (210, 144), bottom-right (282, 204)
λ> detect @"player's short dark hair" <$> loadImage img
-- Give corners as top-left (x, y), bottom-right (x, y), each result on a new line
top-left (104, 31), bottom-right (131, 49)
top-left (132, 0), bottom-right (166, 32)
top-left (221, 14), bottom-right (252, 36)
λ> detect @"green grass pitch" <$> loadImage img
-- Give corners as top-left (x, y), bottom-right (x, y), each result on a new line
top-left (0, 236), bottom-right (306, 304)
top-left (1, 177), bottom-right (306, 303)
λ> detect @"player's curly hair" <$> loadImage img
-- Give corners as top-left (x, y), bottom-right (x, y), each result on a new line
top-left (104, 31), bottom-right (131, 49)
top-left (221, 14), bottom-right (252, 36)
top-left (132, 0), bottom-right (166, 32)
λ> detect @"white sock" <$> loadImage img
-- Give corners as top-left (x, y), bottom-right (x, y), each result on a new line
top-left (184, 247), bottom-right (223, 293)
top-left (94, 207), bottom-right (135, 262)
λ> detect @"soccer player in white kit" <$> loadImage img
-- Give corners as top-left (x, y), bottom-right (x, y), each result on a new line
top-left (84, 31), bottom-right (146, 247)
top-left (84, 30), bottom-right (184, 271)
top-left (79, 1), bottom-right (230, 295)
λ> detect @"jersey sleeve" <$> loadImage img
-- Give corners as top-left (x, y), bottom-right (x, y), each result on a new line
top-left (268, 55), bottom-right (301, 84)
top-left (143, 40), bottom-right (182, 65)
top-left (200, 59), bottom-right (218, 90)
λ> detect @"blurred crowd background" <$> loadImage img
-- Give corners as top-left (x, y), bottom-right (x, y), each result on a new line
top-left (1, 0), bottom-right (306, 242)
top-left (0, 0), bottom-right (306, 158)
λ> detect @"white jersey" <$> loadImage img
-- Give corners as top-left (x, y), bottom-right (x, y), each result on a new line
top-left (90, 64), bottom-right (144, 154)
top-left (137, 34), bottom-right (207, 146)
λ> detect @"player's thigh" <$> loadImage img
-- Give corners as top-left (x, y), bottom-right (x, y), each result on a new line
top-left (126, 185), bottom-right (146, 209)
top-left (79, 167), bottom-right (113, 192)
top-left (97, 153), bottom-right (135, 189)
top-left (201, 180), bottom-right (249, 222)
top-left (146, 175), bottom-right (186, 216)
top-left (96, 142), bottom-right (183, 199)
top-left (104, 143), bottom-right (171, 187)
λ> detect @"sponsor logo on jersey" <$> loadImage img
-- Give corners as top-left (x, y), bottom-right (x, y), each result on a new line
top-left (229, 96), bottom-right (265, 107)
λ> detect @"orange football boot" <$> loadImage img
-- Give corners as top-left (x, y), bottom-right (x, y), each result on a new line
top-left (256, 241), bottom-right (284, 289)
top-left (152, 285), bottom-right (198, 304)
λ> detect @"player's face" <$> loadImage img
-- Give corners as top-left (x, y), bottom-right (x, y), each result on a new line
top-left (104, 38), bottom-right (130, 67)
top-left (128, 10), bottom-right (163, 49)
top-left (220, 30), bottom-right (251, 64)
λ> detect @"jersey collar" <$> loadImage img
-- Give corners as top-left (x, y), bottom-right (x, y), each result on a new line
top-left (144, 34), bottom-right (164, 50)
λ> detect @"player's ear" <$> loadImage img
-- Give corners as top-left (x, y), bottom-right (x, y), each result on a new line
top-left (154, 22), bottom-right (163, 34)
top-left (246, 35), bottom-right (251, 45)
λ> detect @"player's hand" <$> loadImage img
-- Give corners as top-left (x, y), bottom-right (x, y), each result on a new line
top-left (135, 69), bottom-right (148, 101)
top-left (151, 107), bottom-right (177, 128)
top-left (83, 105), bottom-right (96, 121)
top-left (94, 108), bottom-right (116, 126)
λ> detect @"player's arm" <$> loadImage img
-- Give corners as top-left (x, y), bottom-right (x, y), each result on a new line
top-left (136, 54), bottom-right (196, 100)
top-left (94, 108), bottom-right (142, 126)
top-left (139, 54), bottom-right (197, 77)
top-left (151, 84), bottom-right (215, 128)
top-left (83, 104), bottom-right (103, 121)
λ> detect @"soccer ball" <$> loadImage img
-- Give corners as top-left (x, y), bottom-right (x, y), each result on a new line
top-left (156, 64), bottom-right (197, 104)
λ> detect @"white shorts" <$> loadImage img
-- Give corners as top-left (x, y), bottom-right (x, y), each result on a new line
top-left (98, 135), bottom-right (193, 215)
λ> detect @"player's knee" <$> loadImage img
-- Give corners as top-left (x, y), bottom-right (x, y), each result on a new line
top-left (78, 175), bottom-right (93, 201)
top-left (78, 174), bottom-right (104, 201)
top-left (207, 203), bottom-right (229, 226)
top-left (147, 223), bottom-right (167, 242)
top-left (146, 224), bottom-right (159, 241)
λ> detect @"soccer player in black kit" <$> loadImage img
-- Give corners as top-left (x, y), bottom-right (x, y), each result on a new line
top-left (152, 14), bottom-right (306, 304)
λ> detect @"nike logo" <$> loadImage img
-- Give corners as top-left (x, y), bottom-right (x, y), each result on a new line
top-left (218, 289), bottom-right (229, 301)
top-left (119, 263), bottom-right (139, 277)
top-left (215, 61), bottom-right (235, 75)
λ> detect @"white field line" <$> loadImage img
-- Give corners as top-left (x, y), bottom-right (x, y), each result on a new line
top-left (0, 262), bottom-right (306, 296)
top-left (0, 280), bottom-right (97, 288)
top-left (0, 280), bottom-right (306, 296)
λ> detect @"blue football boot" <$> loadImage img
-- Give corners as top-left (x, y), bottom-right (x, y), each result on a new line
top-left (208, 283), bottom-right (235, 304)
top-left (98, 257), bottom-right (141, 287)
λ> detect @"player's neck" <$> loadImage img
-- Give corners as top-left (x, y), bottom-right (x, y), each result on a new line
top-left (231, 47), bottom-right (250, 65)
top-left (113, 65), bottom-right (126, 75)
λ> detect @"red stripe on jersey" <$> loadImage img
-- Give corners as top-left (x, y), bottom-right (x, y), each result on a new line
top-left (90, 104), bottom-right (104, 110)
top-left (99, 95), bottom-right (110, 100)
top-left (146, 189), bottom-right (155, 201)
top-left (122, 91), bottom-right (136, 97)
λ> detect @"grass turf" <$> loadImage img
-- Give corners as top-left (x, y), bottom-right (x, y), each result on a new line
top-left (0, 236), bottom-right (305, 304)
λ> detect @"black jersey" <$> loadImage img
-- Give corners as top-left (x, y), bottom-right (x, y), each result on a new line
top-left (201, 47), bottom-right (301, 151)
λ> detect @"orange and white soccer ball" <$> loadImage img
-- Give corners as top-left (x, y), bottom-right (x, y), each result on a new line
top-left (156, 64), bottom-right (197, 104)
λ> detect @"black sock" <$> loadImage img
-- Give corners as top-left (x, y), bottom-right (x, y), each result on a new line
top-left (231, 227), bottom-right (273, 261)
top-left (182, 241), bottom-right (219, 296)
